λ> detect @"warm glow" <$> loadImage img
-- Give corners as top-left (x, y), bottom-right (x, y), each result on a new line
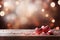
top-left (27, 4), bottom-right (37, 17)
top-left (51, 19), bottom-right (55, 23)
top-left (41, 8), bottom-right (45, 12)
top-left (50, 2), bottom-right (55, 7)
top-left (16, 1), bottom-right (20, 5)
top-left (45, 14), bottom-right (49, 17)
top-left (16, 1), bottom-right (38, 18)
top-left (55, 27), bottom-right (60, 30)
top-left (4, 1), bottom-right (15, 12)
top-left (5, 14), bottom-right (16, 22)
top-left (0, 11), bottom-right (5, 16)
top-left (58, 0), bottom-right (60, 5)
top-left (0, 5), bottom-right (2, 8)
top-left (4, 2), bottom-right (9, 7)
top-left (2, 0), bottom-right (54, 28)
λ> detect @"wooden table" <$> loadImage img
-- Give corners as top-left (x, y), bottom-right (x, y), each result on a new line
top-left (0, 29), bottom-right (60, 40)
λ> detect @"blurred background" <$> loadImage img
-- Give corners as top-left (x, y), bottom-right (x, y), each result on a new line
top-left (0, 0), bottom-right (60, 29)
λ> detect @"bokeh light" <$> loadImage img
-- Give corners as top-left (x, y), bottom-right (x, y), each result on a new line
top-left (58, 0), bottom-right (60, 5)
top-left (50, 2), bottom-right (55, 7)
top-left (0, 11), bottom-right (5, 16)
top-left (4, 14), bottom-right (16, 22)
top-left (51, 19), bottom-right (55, 23)
top-left (4, 1), bottom-right (15, 12)
top-left (41, 8), bottom-right (45, 12)
top-left (15, 0), bottom-right (20, 5)
top-left (45, 14), bottom-right (49, 17)
top-left (0, 5), bottom-right (2, 8)
top-left (27, 4), bottom-right (37, 17)
top-left (55, 26), bottom-right (60, 30)
top-left (4, 2), bottom-right (10, 7)
top-left (0, 0), bottom-right (59, 29)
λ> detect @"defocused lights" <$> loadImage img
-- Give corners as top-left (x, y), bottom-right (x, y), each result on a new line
top-left (50, 2), bottom-right (55, 7)
top-left (16, 1), bottom-right (20, 5)
top-left (41, 8), bottom-right (45, 12)
top-left (27, 4), bottom-right (37, 17)
top-left (55, 27), bottom-right (60, 30)
top-left (51, 19), bottom-right (55, 23)
top-left (5, 14), bottom-right (16, 21)
top-left (0, 5), bottom-right (2, 8)
top-left (0, 11), bottom-right (5, 16)
top-left (4, 2), bottom-right (9, 7)
top-left (45, 14), bottom-right (49, 17)
top-left (4, 1), bottom-right (15, 12)
top-left (58, 0), bottom-right (60, 5)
